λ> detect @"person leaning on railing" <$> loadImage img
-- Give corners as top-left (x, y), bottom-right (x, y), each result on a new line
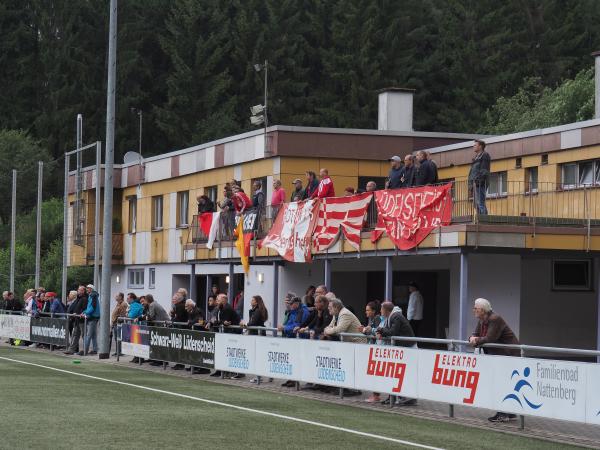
top-left (184, 299), bottom-right (204, 328)
top-left (278, 296), bottom-right (309, 338)
top-left (110, 293), bottom-right (128, 357)
top-left (469, 297), bottom-right (519, 423)
top-left (323, 298), bottom-right (365, 343)
top-left (241, 295), bottom-right (268, 335)
top-left (297, 295), bottom-right (331, 340)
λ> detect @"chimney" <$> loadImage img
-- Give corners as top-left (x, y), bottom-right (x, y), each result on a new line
top-left (378, 87), bottom-right (415, 132)
top-left (593, 51), bottom-right (600, 119)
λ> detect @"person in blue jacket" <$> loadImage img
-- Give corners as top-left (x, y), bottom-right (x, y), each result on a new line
top-left (82, 284), bottom-right (101, 355)
top-left (126, 293), bottom-right (144, 320)
top-left (47, 292), bottom-right (66, 315)
top-left (281, 296), bottom-right (309, 338)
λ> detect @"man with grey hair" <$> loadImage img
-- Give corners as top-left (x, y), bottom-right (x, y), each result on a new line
top-left (469, 297), bottom-right (520, 423)
top-left (323, 298), bottom-right (365, 343)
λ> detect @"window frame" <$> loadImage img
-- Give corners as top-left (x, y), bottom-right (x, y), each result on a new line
top-left (148, 268), bottom-right (156, 289)
top-left (152, 195), bottom-right (163, 231)
top-left (204, 185), bottom-right (218, 205)
top-left (176, 191), bottom-right (189, 228)
top-left (486, 171), bottom-right (508, 198)
top-left (128, 196), bottom-right (137, 234)
top-left (551, 259), bottom-right (592, 291)
top-left (127, 268), bottom-right (145, 289)
top-left (525, 167), bottom-right (538, 194)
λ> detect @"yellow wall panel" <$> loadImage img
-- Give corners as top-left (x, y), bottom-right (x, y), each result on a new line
top-left (358, 160), bottom-right (383, 177)
top-left (243, 159), bottom-right (276, 180)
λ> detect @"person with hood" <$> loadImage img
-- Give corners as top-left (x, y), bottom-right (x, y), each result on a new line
top-left (82, 284), bottom-right (101, 355)
top-left (377, 301), bottom-right (417, 406)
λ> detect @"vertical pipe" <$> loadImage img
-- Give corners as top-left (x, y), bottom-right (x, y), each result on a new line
top-left (138, 110), bottom-right (143, 156)
top-left (593, 51), bottom-right (600, 119)
top-left (62, 156), bottom-right (69, 304)
top-left (228, 263), bottom-right (234, 304)
top-left (9, 169), bottom-right (16, 292)
top-left (75, 114), bottom-right (83, 244)
top-left (35, 162), bottom-right (43, 288)
top-left (324, 258), bottom-right (332, 291)
top-left (384, 256), bottom-right (393, 301)
top-left (205, 274), bottom-right (212, 320)
top-left (189, 263), bottom-right (196, 303)
top-left (94, 142), bottom-right (101, 288)
top-left (263, 60), bottom-right (268, 154)
top-left (596, 257), bottom-right (600, 363)
top-left (99, 0), bottom-right (118, 359)
top-left (459, 252), bottom-right (469, 342)
top-left (272, 262), bottom-right (279, 328)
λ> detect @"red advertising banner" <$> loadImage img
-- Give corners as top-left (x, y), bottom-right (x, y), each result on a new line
top-left (259, 199), bottom-right (320, 262)
top-left (372, 183), bottom-right (452, 250)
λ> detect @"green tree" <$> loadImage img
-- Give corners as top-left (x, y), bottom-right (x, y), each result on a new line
top-left (41, 239), bottom-right (93, 300)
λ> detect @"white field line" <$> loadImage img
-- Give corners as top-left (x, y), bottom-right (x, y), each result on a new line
top-left (0, 355), bottom-right (444, 450)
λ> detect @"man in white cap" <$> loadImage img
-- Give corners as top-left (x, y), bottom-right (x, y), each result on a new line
top-left (386, 156), bottom-right (403, 189)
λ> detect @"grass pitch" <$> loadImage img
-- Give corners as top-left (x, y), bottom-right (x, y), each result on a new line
top-left (0, 347), bottom-right (577, 450)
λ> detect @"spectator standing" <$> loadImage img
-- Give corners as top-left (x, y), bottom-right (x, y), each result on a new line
top-left (271, 179), bottom-right (285, 208)
top-left (344, 187), bottom-right (355, 196)
top-left (243, 295), bottom-right (268, 332)
top-left (144, 294), bottom-right (170, 323)
top-left (415, 151), bottom-right (438, 186)
top-left (82, 284), bottom-right (100, 355)
top-left (323, 298), bottom-right (365, 342)
top-left (127, 293), bottom-right (144, 320)
top-left (170, 293), bottom-right (188, 325)
top-left (400, 155), bottom-right (416, 188)
top-left (197, 194), bottom-right (215, 213)
top-left (252, 180), bottom-right (266, 211)
top-left (205, 295), bottom-right (218, 330)
top-left (232, 185), bottom-right (252, 214)
top-left (214, 293), bottom-right (240, 330)
top-left (468, 139), bottom-right (491, 215)
top-left (304, 171), bottom-right (319, 199)
top-left (469, 297), bottom-right (519, 422)
top-left (406, 282), bottom-right (424, 336)
top-left (110, 293), bottom-right (128, 356)
top-left (386, 156), bottom-right (403, 189)
top-left (24, 289), bottom-right (38, 317)
top-left (232, 290), bottom-right (244, 319)
top-left (47, 292), bottom-right (65, 315)
top-left (65, 286), bottom-right (87, 355)
top-left (184, 299), bottom-right (204, 327)
top-left (290, 178), bottom-right (304, 202)
top-left (311, 168), bottom-right (335, 199)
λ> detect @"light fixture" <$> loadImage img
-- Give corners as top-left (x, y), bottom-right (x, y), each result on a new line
top-left (116, 275), bottom-right (120, 283)
top-left (225, 275), bottom-right (230, 284)
top-left (250, 104), bottom-right (265, 115)
top-left (250, 114), bottom-right (264, 126)
top-left (257, 272), bottom-right (264, 283)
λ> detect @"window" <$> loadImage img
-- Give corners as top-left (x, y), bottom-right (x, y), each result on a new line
top-left (148, 268), bottom-right (156, 289)
top-left (525, 167), bottom-right (538, 194)
top-left (541, 154), bottom-right (548, 165)
top-left (561, 159), bottom-right (600, 189)
top-left (128, 197), bottom-right (137, 233)
top-left (515, 157), bottom-right (522, 169)
top-left (486, 171), bottom-right (507, 198)
top-left (205, 185), bottom-right (217, 204)
top-left (152, 195), bottom-right (163, 230)
top-left (127, 268), bottom-right (144, 288)
top-left (357, 176), bottom-right (388, 192)
top-left (552, 260), bottom-right (592, 291)
top-left (176, 191), bottom-right (189, 227)
top-left (72, 199), bottom-right (85, 246)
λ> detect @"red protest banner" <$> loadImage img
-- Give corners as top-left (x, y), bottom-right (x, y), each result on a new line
top-left (259, 199), bottom-right (320, 262)
top-left (372, 184), bottom-right (452, 250)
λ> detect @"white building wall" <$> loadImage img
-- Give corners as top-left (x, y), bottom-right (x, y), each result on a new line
top-left (243, 265), bottom-right (276, 326)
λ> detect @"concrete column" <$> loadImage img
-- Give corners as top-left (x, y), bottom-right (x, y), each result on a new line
top-left (459, 252), bottom-right (469, 341)
top-left (272, 262), bottom-right (279, 327)
top-left (596, 257), bottom-right (600, 363)
top-left (205, 274), bottom-right (213, 319)
top-left (189, 263), bottom-right (196, 303)
top-left (385, 256), bottom-right (393, 301)
top-left (228, 263), bottom-right (234, 304)
top-left (324, 259), bottom-right (332, 291)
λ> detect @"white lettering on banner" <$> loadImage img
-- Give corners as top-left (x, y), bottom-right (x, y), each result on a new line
top-left (585, 365), bottom-right (600, 425)
top-left (417, 350), bottom-right (494, 409)
top-left (150, 330), bottom-right (215, 353)
top-left (354, 345), bottom-right (418, 396)
top-left (301, 340), bottom-right (355, 388)
top-left (254, 337), bottom-right (301, 379)
top-left (491, 356), bottom-right (587, 423)
top-left (121, 342), bottom-right (150, 359)
top-left (214, 334), bottom-right (256, 374)
top-left (0, 314), bottom-right (31, 340)
top-left (31, 325), bottom-right (66, 339)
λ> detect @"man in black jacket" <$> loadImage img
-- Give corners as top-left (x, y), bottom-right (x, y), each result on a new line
top-left (376, 301), bottom-right (416, 406)
top-left (170, 293), bottom-right (188, 326)
top-left (65, 286), bottom-right (88, 355)
top-left (400, 155), bottom-right (416, 188)
top-left (214, 294), bottom-right (240, 331)
top-left (468, 139), bottom-right (491, 215)
top-left (415, 151), bottom-right (438, 186)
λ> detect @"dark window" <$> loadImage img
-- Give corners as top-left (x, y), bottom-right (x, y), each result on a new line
top-left (541, 154), bottom-right (548, 165)
top-left (515, 157), bottom-right (522, 169)
top-left (357, 176), bottom-right (387, 191)
top-left (552, 260), bottom-right (592, 291)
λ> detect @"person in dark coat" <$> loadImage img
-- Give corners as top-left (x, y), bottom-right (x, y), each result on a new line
top-left (469, 297), bottom-right (520, 423)
top-left (467, 139), bottom-right (491, 215)
top-left (65, 286), bottom-right (87, 354)
top-left (415, 150), bottom-right (438, 186)
top-left (400, 155), bottom-right (416, 188)
top-left (170, 293), bottom-right (188, 325)
top-left (197, 194), bottom-right (215, 214)
top-left (243, 295), bottom-right (268, 335)
top-left (376, 302), bottom-right (415, 348)
top-left (214, 294), bottom-right (240, 331)
top-left (386, 156), bottom-right (403, 189)
top-left (184, 299), bottom-right (204, 328)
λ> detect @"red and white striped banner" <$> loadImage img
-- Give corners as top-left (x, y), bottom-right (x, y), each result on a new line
top-left (313, 192), bottom-right (373, 252)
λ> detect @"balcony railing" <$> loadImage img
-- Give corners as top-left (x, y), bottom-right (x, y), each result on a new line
top-left (85, 233), bottom-right (124, 261)
top-left (188, 180), bottom-right (600, 247)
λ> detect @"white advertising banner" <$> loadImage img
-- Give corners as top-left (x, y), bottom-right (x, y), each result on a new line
top-left (254, 336), bottom-right (303, 380)
top-left (215, 334), bottom-right (256, 374)
top-left (417, 350), bottom-right (494, 409)
top-left (121, 342), bottom-right (150, 359)
top-left (491, 356), bottom-right (587, 423)
top-left (585, 364), bottom-right (600, 425)
top-left (0, 314), bottom-right (31, 340)
top-left (301, 340), bottom-right (355, 388)
top-left (354, 344), bottom-right (419, 397)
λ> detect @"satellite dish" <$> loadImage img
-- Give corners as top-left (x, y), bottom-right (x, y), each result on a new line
top-left (124, 151), bottom-right (143, 164)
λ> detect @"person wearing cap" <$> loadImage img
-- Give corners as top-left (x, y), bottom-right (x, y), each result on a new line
top-left (406, 281), bottom-right (424, 336)
top-left (290, 178), bottom-right (304, 202)
top-left (386, 156), bottom-right (403, 189)
top-left (47, 292), bottom-right (66, 315)
top-left (82, 284), bottom-right (100, 355)
top-left (278, 295), bottom-right (309, 338)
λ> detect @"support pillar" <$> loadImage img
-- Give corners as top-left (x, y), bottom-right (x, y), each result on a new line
top-left (273, 262), bottom-right (280, 328)
top-left (385, 256), bottom-right (393, 301)
top-left (205, 274), bottom-right (213, 319)
top-left (228, 263), bottom-right (234, 304)
top-left (324, 259), bottom-right (332, 291)
top-left (596, 258), bottom-right (600, 363)
top-left (189, 263), bottom-right (196, 304)
top-left (459, 252), bottom-right (469, 342)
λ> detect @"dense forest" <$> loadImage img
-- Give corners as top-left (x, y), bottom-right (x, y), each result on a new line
top-left (1, 0), bottom-right (600, 294)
